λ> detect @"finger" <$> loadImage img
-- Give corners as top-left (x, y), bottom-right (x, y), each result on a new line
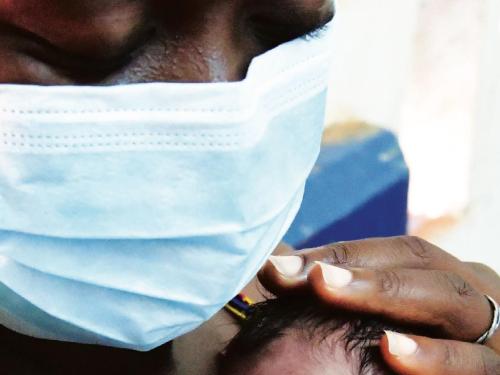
top-left (257, 255), bottom-right (310, 296)
top-left (298, 236), bottom-right (462, 270)
top-left (259, 236), bottom-right (486, 296)
top-left (380, 331), bottom-right (500, 375)
top-left (465, 262), bottom-right (500, 300)
top-left (308, 263), bottom-right (492, 341)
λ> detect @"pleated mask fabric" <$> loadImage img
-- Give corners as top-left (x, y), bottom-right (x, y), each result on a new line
top-left (0, 23), bottom-right (333, 351)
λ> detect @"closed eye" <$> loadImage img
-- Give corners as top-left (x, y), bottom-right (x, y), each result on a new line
top-left (251, 19), bottom-right (331, 48)
top-left (0, 20), bottom-right (155, 80)
top-left (250, 1), bottom-right (334, 48)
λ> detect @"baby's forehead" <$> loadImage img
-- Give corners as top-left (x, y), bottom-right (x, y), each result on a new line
top-left (236, 328), bottom-right (357, 375)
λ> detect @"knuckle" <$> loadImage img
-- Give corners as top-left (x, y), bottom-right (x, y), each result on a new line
top-left (441, 344), bottom-right (499, 375)
top-left (479, 347), bottom-right (500, 375)
top-left (326, 242), bottom-right (353, 266)
top-left (431, 271), bottom-right (480, 335)
top-left (442, 342), bottom-right (461, 368)
top-left (376, 269), bottom-right (404, 296)
top-left (441, 271), bottom-right (477, 300)
top-left (299, 242), bottom-right (355, 268)
top-left (398, 236), bottom-right (435, 267)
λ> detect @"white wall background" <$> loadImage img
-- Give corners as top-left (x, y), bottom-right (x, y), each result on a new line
top-left (431, 0), bottom-right (500, 271)
top-left (327, 0), bottom-right (500, 270)
top-left (327, 0), bottom-right (419, 130)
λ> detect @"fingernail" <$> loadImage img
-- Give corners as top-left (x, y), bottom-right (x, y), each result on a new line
top-left (269, 256), bottom-right (303, 277)
top-left (385, 331), bottom-right (418, 357)
top-left (316, 262), bottom-right (353, 289)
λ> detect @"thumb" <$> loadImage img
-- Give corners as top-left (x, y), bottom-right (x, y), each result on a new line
top-left (380, 331), bottom-right (500, 375)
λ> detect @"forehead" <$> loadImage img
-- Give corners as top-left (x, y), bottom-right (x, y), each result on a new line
top-left (0, 0), bottom-right (333, 23)
top-left (238, 333), bottom-right (354, 375)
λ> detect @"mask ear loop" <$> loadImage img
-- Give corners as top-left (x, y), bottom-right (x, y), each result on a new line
top-left (224, 294), bottom-right (255, 322)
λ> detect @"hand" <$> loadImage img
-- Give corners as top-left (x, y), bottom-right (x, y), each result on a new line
top-left (258, 236), bottom-right (500, 374)
top-left (379, 331), bottom-right (500, 375)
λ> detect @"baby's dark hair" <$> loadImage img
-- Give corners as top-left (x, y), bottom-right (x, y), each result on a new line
top-left (219, 296), bottom-right (427, 375)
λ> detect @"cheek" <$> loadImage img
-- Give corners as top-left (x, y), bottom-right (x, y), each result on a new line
top-left (102, 27), bottom-right (263, 84)
top-left (100, 1), bottom-right (266, 83)
top-left (101, 36), bottom-right (228, 84)
top-left (0, 1), bottom-right (150, 59)
top-left (0, 48), bottom-right (71, 84)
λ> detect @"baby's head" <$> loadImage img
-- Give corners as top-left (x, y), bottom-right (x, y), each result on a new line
top-left (218, 296), bottom-right (420, 375)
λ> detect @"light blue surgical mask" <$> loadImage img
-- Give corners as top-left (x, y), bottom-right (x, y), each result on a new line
top-left (0, 23), bottom-right (333, 351)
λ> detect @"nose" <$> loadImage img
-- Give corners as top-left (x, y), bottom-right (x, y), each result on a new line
top-left (106, 1), bottom-right (260, 84)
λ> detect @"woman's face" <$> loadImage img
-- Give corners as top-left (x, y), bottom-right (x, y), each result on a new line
top-left (0, 0), bottom-right (334, 85)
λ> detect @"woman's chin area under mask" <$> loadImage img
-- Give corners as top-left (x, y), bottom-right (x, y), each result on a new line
top-left (0, 324), bottom-right (176, 375)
